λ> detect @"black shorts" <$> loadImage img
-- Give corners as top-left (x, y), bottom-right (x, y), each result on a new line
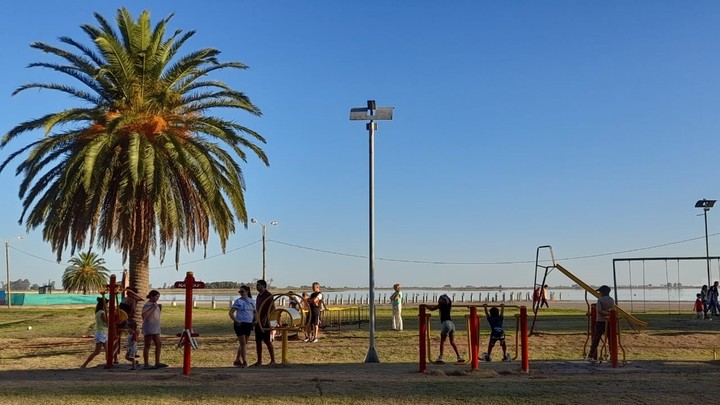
top-left (233, 322), bottom-right (253, 337)
top-left (490, 327), bottom-right (505, 342)
top-left (310, 307), bottom-right (321, 325)
top-left (255, 323), bottom-right (271, 340)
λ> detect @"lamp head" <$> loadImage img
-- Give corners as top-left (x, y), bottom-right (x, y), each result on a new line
top-left (695, 199), bottom-right (717, 211)
top-left (270, 221), bottom-right (279, 226)
top-left (250, 218), bottom-right (257, 224)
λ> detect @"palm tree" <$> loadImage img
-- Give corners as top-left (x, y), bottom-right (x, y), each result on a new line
top-left (62, 252), bottom-right (110, 294)
top-left (0, 8), bottom-right (268, 318)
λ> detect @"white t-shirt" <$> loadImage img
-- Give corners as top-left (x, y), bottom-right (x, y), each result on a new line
top-left (141, 301), bottom-right (161, 335)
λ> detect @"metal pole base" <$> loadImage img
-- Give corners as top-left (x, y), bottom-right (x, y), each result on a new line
top-left (364, 346), bottom-right (380, 363)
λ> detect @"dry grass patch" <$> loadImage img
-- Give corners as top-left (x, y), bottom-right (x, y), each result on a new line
top-left (2, 304), bottom-right (720, 403)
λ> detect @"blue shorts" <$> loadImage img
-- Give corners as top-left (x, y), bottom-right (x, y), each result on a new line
top-left (440, 320), bottom-right (456, 335)
top-left (94, 332), bottom-right (108, 344)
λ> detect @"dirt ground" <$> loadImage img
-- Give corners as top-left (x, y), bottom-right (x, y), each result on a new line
top-left (2, 332), bottom-right (719, 404)
top-left (2, 357), bottom-right (719, 404)
top-left (2, 301), bottom-right (718, 404)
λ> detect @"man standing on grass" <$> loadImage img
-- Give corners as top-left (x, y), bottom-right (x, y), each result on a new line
top-left (587, 285), bottom-right (615, 364)
top-left (306, 282), bottom-right (325, 342)
top-left (252, 280), bottom-right (276, 366)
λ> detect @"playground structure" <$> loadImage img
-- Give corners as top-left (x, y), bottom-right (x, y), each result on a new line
top-left (244, 292), bottom-right (371, 364)
top-left (532, 245), bottom-right (648, 334)
top-left (173, 272), bottom-right (205, 376)
top-left (418, 303), bottom-right (529, 373)
top-left (321, 305), bottom-right (370, 330)
top-left (531, 245), bottom-right (640, 367)
top-left (99, 274), bottom-right (124, 369)
top-left (97, 272), bottom-right (204, 375)
top-left (255, 292), bottom-right (310, 364)
top-left (584, 303), bottom-right (624, 367)
top-left (612, 256), bottom-right (720, 313)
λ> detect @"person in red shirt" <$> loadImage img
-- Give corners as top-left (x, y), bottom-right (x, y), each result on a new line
top-left (532, 288), bottom-right (541, 310)
top-left (695, 293), bottom-right (705, 319)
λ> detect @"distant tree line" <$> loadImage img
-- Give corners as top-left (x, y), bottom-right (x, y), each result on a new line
top-left (2, 280), bottom-right (56, 291)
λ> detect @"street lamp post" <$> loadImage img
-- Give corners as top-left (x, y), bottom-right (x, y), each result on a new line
top-left (4, 236), bottom-right (25, 308)
top-left (696, 199), bottom-right (716, 287)
top-left (250, 218), bottom-right (278, 281)
top-left (350, 100), bottom-right (394, 363)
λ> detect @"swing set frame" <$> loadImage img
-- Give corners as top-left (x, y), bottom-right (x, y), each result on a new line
top-left (612, 256), bottom-right (720, 310)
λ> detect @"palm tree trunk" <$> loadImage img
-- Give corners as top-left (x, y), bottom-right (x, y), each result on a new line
top-left (129, 244), bottom-right (150, 326)
top-left (128, 190), bottom-right (152, 326)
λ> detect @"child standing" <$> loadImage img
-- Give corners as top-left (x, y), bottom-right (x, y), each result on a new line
top-left (483, 304), bottom-right (510, 362)
top-left (427, 294), bottom-right (464, 364)
top-left (125, 320), bottom-right (139, 369)
top-left (81, 297), bottom-right (108, 368)
top-left (694, 293), bottom-right (705, 319)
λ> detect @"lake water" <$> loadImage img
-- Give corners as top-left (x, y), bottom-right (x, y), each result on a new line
top-left (160, 286), bottom-right (702, 307)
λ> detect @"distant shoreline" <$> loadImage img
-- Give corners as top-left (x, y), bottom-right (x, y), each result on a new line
top-left (219, 285), bottom-right (702, 292)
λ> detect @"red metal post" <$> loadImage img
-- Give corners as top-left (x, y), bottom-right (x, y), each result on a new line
top-left (520, 305), bottom-right (529, 373)
top-left (609, 309), bottom-right (618, 368)
top-left (419, 304), bottom-right (427, 372)
top-left (183, 272), bottom-right (194, 376)
top-left (470, 306), bottom-right (479, 370)
top-left (105, 274), bottom-right (117, 368)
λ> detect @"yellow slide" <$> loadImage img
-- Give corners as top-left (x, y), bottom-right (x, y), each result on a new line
top-left (554, 263), bottom-right (648, 332)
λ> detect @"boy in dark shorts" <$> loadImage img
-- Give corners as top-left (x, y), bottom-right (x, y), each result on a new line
top-left (482, 304), bottom-right (510, 362)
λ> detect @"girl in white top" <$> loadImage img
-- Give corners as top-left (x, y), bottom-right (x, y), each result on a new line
top-left (81, 297), bottom-right (108, 368)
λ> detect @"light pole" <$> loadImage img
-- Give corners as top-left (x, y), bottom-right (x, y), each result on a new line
top-left (250, 218), bottom-right (278, 281)
top-left (4, 235), bottom-right (25, 308)
top-left (696, 199), bottom-right (717, 287)
top-left (350, 100), bottom-right (394, 363)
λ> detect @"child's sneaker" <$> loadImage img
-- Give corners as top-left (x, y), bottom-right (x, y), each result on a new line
top-left (503, 353), bottom-right (511, 362)
top-left (482, 352), bottom-right (491, 362)
top-left (457, 356), bottom-right (465, 363)
top-left (436, 355), bottom-right (444, 364)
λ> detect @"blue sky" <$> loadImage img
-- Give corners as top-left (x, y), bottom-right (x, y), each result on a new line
top-left (2, 1), bottom-right (720, 290)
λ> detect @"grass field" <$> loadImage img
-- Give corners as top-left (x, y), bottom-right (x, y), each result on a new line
top-left (2, 302), bottom-right (720, 404)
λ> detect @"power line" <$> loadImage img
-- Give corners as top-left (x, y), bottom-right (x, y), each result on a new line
top-left (5, 233), bottom-right (716, 269)
top-left (272, 234), bottom-right (712, 265)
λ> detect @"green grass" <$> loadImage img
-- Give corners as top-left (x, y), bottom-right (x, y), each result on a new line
top-left (2, 304), bottom-right (720, 404)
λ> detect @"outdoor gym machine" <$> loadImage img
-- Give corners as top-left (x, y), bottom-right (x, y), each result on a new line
top-left (418, 304), bottom-right (529, 373)
top-left (174, 271), bottom-right (205, 376)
